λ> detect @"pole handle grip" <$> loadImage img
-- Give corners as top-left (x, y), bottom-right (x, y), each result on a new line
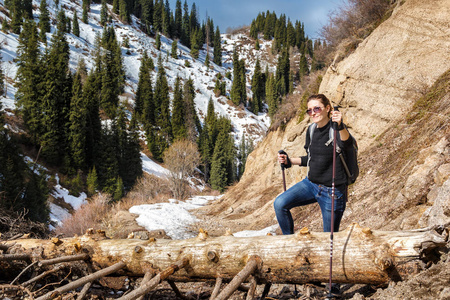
top-left (278, 150), bottom-right (287, 170)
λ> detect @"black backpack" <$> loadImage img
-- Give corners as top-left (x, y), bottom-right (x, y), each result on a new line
top-left (308, 122), bottom-right (359, 185)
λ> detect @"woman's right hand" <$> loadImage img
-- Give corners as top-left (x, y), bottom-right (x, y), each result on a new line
top-left (278, 152), bottom-right (288, 164)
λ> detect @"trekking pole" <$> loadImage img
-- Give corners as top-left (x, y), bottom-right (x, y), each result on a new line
top-left (327, 106), bottom-right (339, 299)
top-left (279, 150), bottom-right (299, 298)
top-left (278, 150), bottom-right (287, 192)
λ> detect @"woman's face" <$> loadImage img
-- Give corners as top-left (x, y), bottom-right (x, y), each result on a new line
top-left (307, 99), bottom-right (330, 127)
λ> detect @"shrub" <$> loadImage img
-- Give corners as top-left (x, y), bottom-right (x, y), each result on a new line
top-left (320, 0), bottom-right (393, 50)
top-left (55, 194), bottom-right (110, 237)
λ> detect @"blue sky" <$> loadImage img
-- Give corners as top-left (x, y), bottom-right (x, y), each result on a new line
top-left (167, 0), bottom-right (344, 40)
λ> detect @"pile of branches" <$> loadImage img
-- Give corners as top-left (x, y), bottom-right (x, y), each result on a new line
top-left (0, 208), bottom-right (49, 240)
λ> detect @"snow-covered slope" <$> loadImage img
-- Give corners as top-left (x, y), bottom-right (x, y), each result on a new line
top-left (0, 0), bottom-right (271, 149)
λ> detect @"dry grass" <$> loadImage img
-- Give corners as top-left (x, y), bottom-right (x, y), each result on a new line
top-left (320, 0), bottom-right (395, 64)
top-left (112, 173), bottom-right (171, 212)
top-left (54, 194), bottom-right (111, 237)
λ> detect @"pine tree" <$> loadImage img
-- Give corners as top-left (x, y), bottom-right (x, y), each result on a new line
top-left (189, 2), bottom-right (199, 33)
top-left (82, 0), bottom-right (89, 23)
top-left (24, 168), bottom-right (50, 223)
top-left (197, 122), bottom-right (211, 181)
top-left (251, 58), bottom-right (264, 113)
top-left (100, 0), bottom-right (108, 26)
top-left (213, 26), bottom-right (222, 66)
top-left (286, 19), bottom-right (296, 47)
top-left (100, 26), bottom-right (125, 118)
top-left (73, 11), bottom-right (80, 37)
top-left (87, 167), bottom-right (99, 195)
top-left (10, 0), bottom-right (23, 34)
top-left (182, 77), bottom-right (201, 142)
top-left (0, 105), bottom-right (49, 223)
top-left (210, 130), bottom-right (228, 192)
top-left (266, 73), bottom-right (277, 117)
top-left (115, 106), bottom-right (142, 190)
top-left (83, 71), bottom-right (102, 169)
top-left (97, 123), bottom-right (120, 195)
top-left (171, 39), bottom-right (178, 58)
top-left (39, 0), bottom-right (51, 41)
top-left (119, 0), bottom-right (130, 23)
top-left (22, 0), bottom-right (33, 19)
top-left (140, 0), bottom-right (153, 33)
top-left (250, 20), bottom-right (258, 40)
top-left (150, 55), bottom-right (172, 161)
top-left (16, 20), bottom-right (44, 143)
top-left (210, 117), bottom-right (235, 191)
top-left (40, 24), bottom-right (72, 166)
top-left (275, 46), bottom-right (290, 96)
top-left (181, 0), bottom-right (190, 47)
top-left (68, 71), bottom-right (87, 171)
top-left (197, 97), bottom-right (216, 181)
top-left (141, 64), bottom-right (155, 129)
top-left (205, 97), bottom-right (217, 143)
top-left (112, 0), bottom-right (119, 14)
top-left (161, 0), bottom-right (171, 36)
top-left (171, 76), bottom-right (186, 141)
top-left (231, 55), bottom-right (247, 106)
top-left (174, 0), bottom-right (182, 39)
top-left (205, 52), bottom-right (210, 67)
top-left (214, 77), bottom-right (225, 97)
top-left (135, 50), bottom-right (153, 123)
top-left (190, 28), bottom-right (202, 59)
top-left (121, 115), bottom-right (143, 189)
top-left (56, 10), bottom-right (68, 33)
top-left (113, 176), bottom-right (124, 202)
top-left (155, 32), bottom-right (161, 50)
top-left (255, 39), bottom-right (260, 50)
top-left (153, 0), bottom-right (162, 32)
top-left (230, 48), bottom-right (241, 105)
top-left (2, 18), bottom-right (10, 32)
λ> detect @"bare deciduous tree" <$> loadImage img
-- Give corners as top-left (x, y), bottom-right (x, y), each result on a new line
top-left (320, 0), bottom-right (392, 48)
top-left (163, 139), bottom-right (201, 200)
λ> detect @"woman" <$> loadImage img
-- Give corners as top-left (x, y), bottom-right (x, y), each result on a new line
top-left (274, 94), bottom-right (353, 235)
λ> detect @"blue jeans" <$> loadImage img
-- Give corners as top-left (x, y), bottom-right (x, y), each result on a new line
top-left (274, 177), bottom-right (347, 235)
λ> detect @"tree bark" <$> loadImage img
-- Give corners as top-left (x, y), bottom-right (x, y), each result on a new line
top-left (2, 223), bottom-right (447, 285)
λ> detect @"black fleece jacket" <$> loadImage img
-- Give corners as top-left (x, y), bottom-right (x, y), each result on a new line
top-left (299, 121), bottom-right (353, 187)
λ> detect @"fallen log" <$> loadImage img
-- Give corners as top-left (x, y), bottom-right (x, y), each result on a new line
top-left (1, 223), bottom-right (448, 286)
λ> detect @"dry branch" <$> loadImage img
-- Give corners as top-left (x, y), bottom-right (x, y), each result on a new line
top-left (35, 261), bottom-right (126, 300)
top-left (0, 284), bottom-right (33, 298)
top-left (76, 282), bottom-right (92, 300)
top-left (0, 253), bottom-right (31, 262)
top-left (22, 265), bottom-right (65, 287)
top-left (118, 258), bottom-right (189, 300)
top-left (215, 256), bottom-right (260, 300)
top-left (210, 277), bottom-right (223, 299)
top-left (245, 275), bottom-right (257, 300)
top-left (136, 271), bottom-right (155, 300)
top-left (38, 253), bottom-right (90, 267)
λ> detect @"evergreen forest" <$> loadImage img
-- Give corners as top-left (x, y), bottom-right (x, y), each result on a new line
top-left (0, 0), bottom-right (329, 225)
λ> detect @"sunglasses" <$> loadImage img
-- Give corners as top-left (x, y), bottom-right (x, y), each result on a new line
top-left (306, 106), bottom-right (323, 116)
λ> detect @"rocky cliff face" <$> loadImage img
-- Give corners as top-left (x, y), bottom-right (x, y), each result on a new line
top-left (320, 0), bottom-right (450, 148)
top-left (201, 0), bottom-right (450, 235)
